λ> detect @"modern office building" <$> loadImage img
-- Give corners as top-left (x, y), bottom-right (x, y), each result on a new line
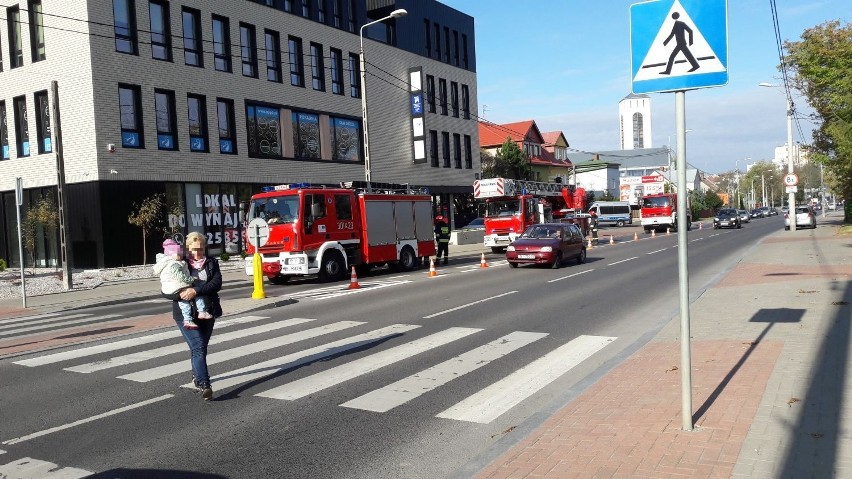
top-left (0, 0), bottom-right (478, 268)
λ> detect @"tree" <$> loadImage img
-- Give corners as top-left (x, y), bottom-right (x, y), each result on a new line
top-left (784, 21), bottom-right (852, 220)
top-left (128, 193), bottom-right (166, 265)
top-left (22, 197), bottom-right (58, 269)
top-left (498, 139), bottom-right (531, 180)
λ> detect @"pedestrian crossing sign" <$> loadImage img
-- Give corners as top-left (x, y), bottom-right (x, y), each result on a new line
top-left (630, 0), bottom-right (728, 94)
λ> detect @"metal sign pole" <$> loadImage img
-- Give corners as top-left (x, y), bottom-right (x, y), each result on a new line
top-left (15, 177), bottom-right (27, 308)
top-left (676, 91), bottom-right (693, 431)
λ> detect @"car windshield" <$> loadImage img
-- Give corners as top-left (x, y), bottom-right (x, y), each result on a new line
top-left (486, 200), bottom-right (521, 217)
top-left (719, 209), bottom-right (736, 215)
top-left (250, 196), bottom-right (300, 225)
top-left (521, 226), bottom-right (561, 239)
top-left (796, 207), bottom-right (810, 213)
top-left (463, 218), bottom-right (484, 228)
top-left (642, 197), bottom-right (670, 208)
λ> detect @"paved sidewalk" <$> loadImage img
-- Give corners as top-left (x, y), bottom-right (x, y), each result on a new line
top-left (475, 214), bottom-right (852, 479)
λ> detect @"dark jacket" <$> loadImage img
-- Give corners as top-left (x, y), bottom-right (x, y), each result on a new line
top-left (435, 222), bottom-right (451, 242)
top-left (164, 257), bottom-right (223, 319)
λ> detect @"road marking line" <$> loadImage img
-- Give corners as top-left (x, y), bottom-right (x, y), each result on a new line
top-left (65, 317), bottom-right (316, 373)
top-left (256, 327), bottom-right (481, 401)
top-left (436, 335), bottom-right (617, 424)
top-left (0, 314), bottom-right (121, 337)
top-left (341, 331), bottom-right (548, 412)
top-left (690, 238), bottom-right (704, 242)
top-left (120, 321), bottom-right (365, 382)
top-left (311, 281), bottom-right (411, 300)
top-left (0, 312), bottom-right (62, 326)
top-left (14, 316), bottom-right (268, 367)
top-left (423, 291), bottom-right (517, 319)
top-left (0, 313), bottom-right (90, 330)
top-left (547, 269), bottom-right (594, 283)
top-left (194, 324), bottom-right (421, 391)
top-left (710, 233), bottom-right (720, 237)
top-left (646, 248), bottom-right (667, 255)
top-left (607, 257), bottom-right (638, 266)
top-left (2, 394), bottom-right (173, 445)
top-left (0, 457), bottom-right (91, 478)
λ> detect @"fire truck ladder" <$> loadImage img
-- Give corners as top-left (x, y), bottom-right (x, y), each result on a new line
top-left (500, 178), bottom-right (571, 197)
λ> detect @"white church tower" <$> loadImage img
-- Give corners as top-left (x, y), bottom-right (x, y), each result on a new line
top-left (619, 93), bottom-right (653, 150)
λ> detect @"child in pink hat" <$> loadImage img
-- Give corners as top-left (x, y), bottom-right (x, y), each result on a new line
top-left (153, 239), bottom-right (213, 330)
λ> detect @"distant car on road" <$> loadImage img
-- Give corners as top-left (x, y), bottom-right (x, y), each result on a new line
top-left (506, 223), bottom-right (586, 269)
top-left (750, 209), bottom-right (764, 219)
top-left (781, 206), bottom-right (789, 214)
top-left (785, 205), bottom-right (816, 230)
top-left (738, 210), bottom-right (751, 223)
top-left (714, 208), bottom-right (742, 229)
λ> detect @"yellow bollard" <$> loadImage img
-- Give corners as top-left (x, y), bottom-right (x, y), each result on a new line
top-left (251, 252), bottom-right (266, 299)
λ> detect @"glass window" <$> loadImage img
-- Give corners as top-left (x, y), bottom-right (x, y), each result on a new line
top-left (292, 111), bottom-right (320, 159)
top-left (265, 30), bottom-right (282, 82)
top-left (28, 1), bottom-right (46, 62)
top-left (443, 27), bottom-right (450, 63)
top-left (438, 79), bottom-right (447, 115)
top-left (347, 0), bottom-right (356, 32)
top-left (462, 34), bottom-right (468, 69)
top-left (453, 30), bottom-right (459, 66)
top-left (429, 130), bottom-right (438, 167)
top-left (332, 0), bottom-right (341, 28)
top-left (118, 84), bottom-right (144, 148)
top-left (335, 194), bottom-right (352, 219)
top-left (464, 134), bottom-right (472, 169)
top-left (34, 91), bottom-right (52, 154)
top-left (283, 0), bottom-right (292, 12)
top-left (113, 0), bottom-right (137, 54)
top-left (450, 82), bottom-right (459, 118)
top-left (13, 96), bottom-right (29, 157)
top-left (300, 0), bottom-right (310, 18)
top-left (424, 20), bottom-right (431, 57)
top-left (154, 89), bottom-right (177, 150)
top-left (187, 94), bottom-right (208, 152)
top-left (453, 133), bottom-right (462, 169)
top-left (149, 1), bottom-right (171, 61)
top-left (212, 15), bottom-right (231, 72)
top-left (240, 23), bottom-right (257, 77)
top-left (182, 7), bottom-right (202, 67)
top-left (441, 131), bottom-right (450, 168)
top-left (330, 48), bottom-right (343, 95)
top-left (348, 53), bottom-right (360, 98)
top-left (433, 23), bottom-right (441, 60)
top-left (462, 85), bottom-right (470, 119)
top-left (310, 42), bottom-right (324, 91)
top-left (1, 102), bottom-right (9, 159)
top-left (245, 103), bottom-right (281, 157)
top-left (7, 6), bottom-right (24, 67)
top-left (0, 33), bottom-right (4, 71)
top-left (216, 98), bottom-right (236, 154)
top-left (426, 75), bottom-right (435, 113)
top-left (288, 36), bottom-right (305, 87)
top-left (316, 0), bottom-right (326, 23)
top-left (329, 116), bottom-right (360, 162)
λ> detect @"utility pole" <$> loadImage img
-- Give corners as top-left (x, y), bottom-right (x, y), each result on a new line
top-left (52, 81), bottom-right (73, 290)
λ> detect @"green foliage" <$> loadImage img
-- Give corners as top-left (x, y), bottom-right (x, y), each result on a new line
top-left (704, 190), bottom-right (724, 210)
top-left (128, 193), bottom-right (166, 265)
top-left (480, 139), bottom-right (530, 180)
top-left (239, 251), bottom-right (248, 260)
top-left (599, 191), bottom-right (616, 201)
top-left (22, 197), bottom-right (58, 267)
top-left (219, 253), bottom-right (230, 262)
top-left (0, 258), bottom-right (6, 271)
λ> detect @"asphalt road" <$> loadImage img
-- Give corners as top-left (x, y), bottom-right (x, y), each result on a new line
top-left (0, 216), bottom-right (784, 478)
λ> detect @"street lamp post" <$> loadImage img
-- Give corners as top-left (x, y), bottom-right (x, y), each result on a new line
top-left (760, 82), bottom-right (796, 230)
top-left (359, 8), bottom-right (408, 192)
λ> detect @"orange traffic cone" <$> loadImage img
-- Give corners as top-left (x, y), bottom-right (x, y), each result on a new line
top-left (633, 232), bottom-right (639, 241)
top-left (428, 257), bottom-right (438, 277)
top-left (347, 266), bottom-right (361, 290)
top-left (652, 229), bottom-right (657, 238)
top-left (609, 235), bottom-right (614, 245)
top-left (666, 227), bottom-right (671, 235)
top-left (480, 253), bottom-right (489, 268)
top-left (587, 237), bottom-right (593, 249)
top-left (699, 222), bottom-right (703, 230)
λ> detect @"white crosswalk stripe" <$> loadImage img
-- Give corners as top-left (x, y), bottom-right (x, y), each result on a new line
top-left (64, 317), bottom-right (315, 373)
top-left (0, 313), bottom-right (91, 331)
top-left (0, 312), bottom-right (62, 326)
top-left (436, 335), bottom-right (616, 424)
top-left (0, 457), bottom-right (91, 478)
top-left (0, 314), bottom-right (122, 338)
top-left (119, 321), bottom-right (366, 382)
top-left (341, 331), bottom-right (548, 413)
top-left (256, 327), bottom-right (481, 400)
top-left (14, 316), bottom-right (268, 367)
top-left (284, 280), bottom-right (410, 301)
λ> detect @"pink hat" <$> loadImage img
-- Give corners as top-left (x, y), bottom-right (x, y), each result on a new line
top-left (162, 239), bottom-right (182, 256)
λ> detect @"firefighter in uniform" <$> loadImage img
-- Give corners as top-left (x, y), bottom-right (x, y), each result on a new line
top-left (434, 216), bottom-right (451, 265)
top-left (589, 209), bottom-right (599, 245)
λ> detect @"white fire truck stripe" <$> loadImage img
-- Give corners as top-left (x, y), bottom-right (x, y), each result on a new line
top-left (423, 292), bottom-right (517, 319)
top-left (340, 331), bottom-right (547, 413)
top-left (120, 321), bottom-right (365, 382)
top-left (191, 324), bottom-right (420, 391)
top-left (65, 317), bottom-right (315, 373)
top-left (436, 335), bottom-right (616, 424)
top-left (255, 327), bottom-right (480, 401)
top-left (14, 316), bottom-right (267, 367)
top-left (0, 314), bottom-right (121, 337)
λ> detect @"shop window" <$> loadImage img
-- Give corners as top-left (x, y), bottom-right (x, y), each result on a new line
top-left (329, 116), bottom-right (360, 162)
top-left (118, 84), bottom-right (144, 148)
top-left (245, 103), bottom-right (281, 157)
top-left (292, 111), bottom-right (320, 159)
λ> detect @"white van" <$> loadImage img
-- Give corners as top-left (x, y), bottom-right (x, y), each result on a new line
top-left (588, 201), bottom-right (632, 227)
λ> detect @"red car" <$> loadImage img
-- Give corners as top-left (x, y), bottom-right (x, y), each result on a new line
top-left (505, 223), bottom-right (587, 269)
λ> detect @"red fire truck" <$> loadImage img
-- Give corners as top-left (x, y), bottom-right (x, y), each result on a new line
top-left (474, 177), bottom-right (588, 253)
top-left (244, 182), bottom-right (436, 284)
top-left (640, 192), bottom-right (692, 233)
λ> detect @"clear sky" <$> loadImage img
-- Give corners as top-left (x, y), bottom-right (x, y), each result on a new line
top-left (441, 0), bottom-right (849, 174)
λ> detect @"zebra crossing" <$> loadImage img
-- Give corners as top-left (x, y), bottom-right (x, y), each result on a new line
top-left (12, 315), bottom-right (617, 424)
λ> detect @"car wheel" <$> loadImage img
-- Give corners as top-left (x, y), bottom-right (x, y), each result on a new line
top-left (576, 248), bottom-right (586, 265)
top-left (785, 226), bottom-right (790, 230)
top-left (551, 252), bottom-right (563, 269)
top-left (491, 247), bottom-right (504, 254)
top-left (737, 222), bottom-right (741, 229)
top-left (318, 250), bottom-right (346, 283)
top-left (644, 227), bottom-right (651, 234)
top-left (508, 261), bottom-right (518, 268)
top-left (616, 220), bottom-right (625, 227)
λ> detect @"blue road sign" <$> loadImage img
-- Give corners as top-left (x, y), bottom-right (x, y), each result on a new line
top-left (631, 0), bottom-right (728, 94)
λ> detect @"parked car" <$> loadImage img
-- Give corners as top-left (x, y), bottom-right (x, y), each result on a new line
top-left (460, 217), bottom-right (484, 230)
top-left (738, 210), bottom-right (751, 223)
top-left (781, 206), bottom-right (789, 214)
top-left (506, 223), bottom-right (586, 269)
top-left (713, 208), bottom-right (742, 229)
top-left (785, 205), bottom-right (817, 230)
top-left (750, 209), bottom-right (764, 219)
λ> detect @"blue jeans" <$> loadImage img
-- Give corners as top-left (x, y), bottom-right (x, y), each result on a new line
top-left (174, 314), bottom-right (216, 385)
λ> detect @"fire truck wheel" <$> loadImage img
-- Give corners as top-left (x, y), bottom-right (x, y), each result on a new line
top-left (397, 247), bottom-right (418, 272)
top-left (318, 251), bottom-right (346, 283)
top-left (644, 227), bottom-right (651, 234)
top-left (491, 247), bottom-right (504, 254)
top-left (577, 248), bottom-right (586, 265)
top-left (551, 252), bottom-right (563, 269)
top-left (269, 274), bottom-right (291, 285)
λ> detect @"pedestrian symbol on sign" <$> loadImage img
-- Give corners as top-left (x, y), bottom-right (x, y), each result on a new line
top-left (660, 12), bottom-right (699, 74)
